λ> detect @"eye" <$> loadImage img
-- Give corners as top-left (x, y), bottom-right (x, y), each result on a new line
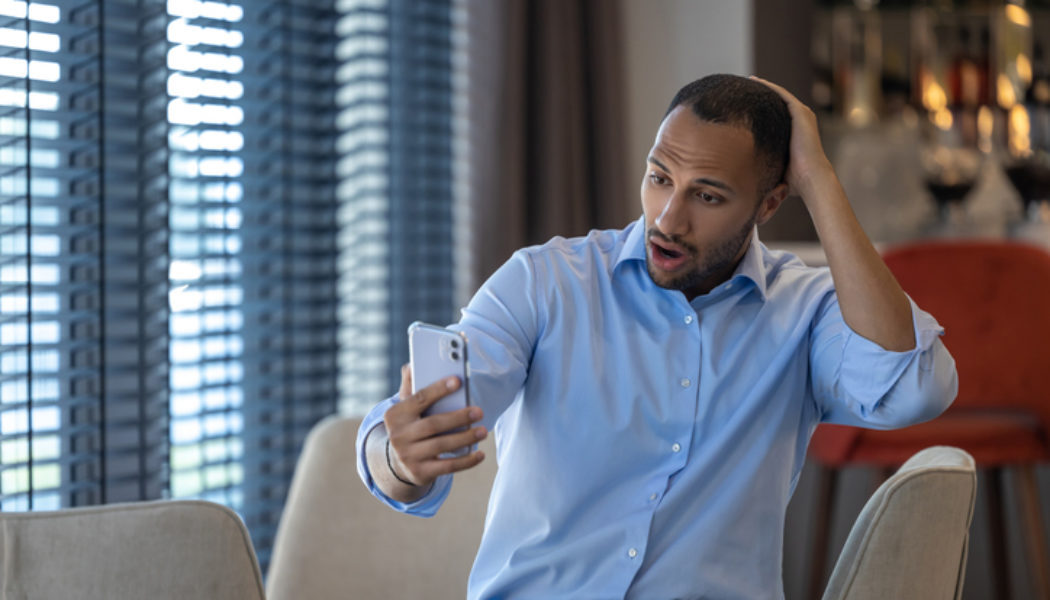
top-left (648, 172), bottom-right (669, 186)
top-left (697, 191), bottom-right (722, 204)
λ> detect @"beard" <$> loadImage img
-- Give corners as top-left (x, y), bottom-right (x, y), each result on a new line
top-left (645, 213), bottom-right (757, 295)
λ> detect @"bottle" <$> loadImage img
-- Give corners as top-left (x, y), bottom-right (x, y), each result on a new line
top-left (1026, 43), bottom-right (1050, 108)
top-left (976, 26), bottom-right (991, 107)
top-left (949, 27), bottom-right (980, 108)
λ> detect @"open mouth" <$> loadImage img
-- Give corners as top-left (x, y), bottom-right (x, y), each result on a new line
top-left (650, 236), bottom-right (687, 259)
top-left (654, 244), bottom-right (682, 259)
top-left (648, 237), bottom-right (690, 271)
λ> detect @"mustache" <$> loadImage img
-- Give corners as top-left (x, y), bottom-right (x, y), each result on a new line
top-left (647, 228), bottom-right (698, 256)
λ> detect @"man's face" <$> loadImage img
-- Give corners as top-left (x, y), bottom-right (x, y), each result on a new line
top-left (640, 106), bottom-right (782, 299)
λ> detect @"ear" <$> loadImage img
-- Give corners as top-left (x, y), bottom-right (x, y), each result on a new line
top-left (754, 182), bottom-right (788, 226)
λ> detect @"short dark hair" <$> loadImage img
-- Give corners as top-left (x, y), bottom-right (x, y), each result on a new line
top-left (665, 74), bottom-right (790, 195)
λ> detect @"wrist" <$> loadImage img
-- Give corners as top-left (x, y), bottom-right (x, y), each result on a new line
top-left (385, 438), bottom-right (419, 487)
top-left (795, 160), bottom-right (838, 202)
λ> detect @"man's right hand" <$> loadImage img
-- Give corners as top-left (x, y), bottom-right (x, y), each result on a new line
top-left (366, 364), bottom-right (487, 502)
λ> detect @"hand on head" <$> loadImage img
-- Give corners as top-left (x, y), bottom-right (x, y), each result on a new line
top-left (749, 76), bottom-right (836, 201)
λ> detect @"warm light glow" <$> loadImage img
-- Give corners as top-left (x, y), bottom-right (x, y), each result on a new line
top-left (1004, 4), bottom-right (1031, 28)
top-left (998, 73), bottom-right (1018, 108)
top-left (1035, 80), bottom-right (1050, 104)
top-left (1008, 104), bottom-right (1031, 158)
top-left (923, 81), bottom-right (948, 112)
top-left (1017, 54), bottom-right (1033, 85)
top-left (977, 106), bottom-right (994, 154)
top-left (847, 107), bottom-right (875, 127)
top-left (930, 108), bottom-right (953, 131)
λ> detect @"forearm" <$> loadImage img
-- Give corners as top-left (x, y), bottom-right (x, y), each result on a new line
top-left (364, 423), bottom-right (433, 503)
top-left (800, 167), bottom-right (915, 351)
top-left (752, 76), bottom-right (915, 352)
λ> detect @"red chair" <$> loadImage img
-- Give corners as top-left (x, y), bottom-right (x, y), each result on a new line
top-left (805, 241), bottom-right (1050, 600)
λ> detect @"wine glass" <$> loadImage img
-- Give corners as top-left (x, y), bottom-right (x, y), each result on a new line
top-left (918, 107), bottom-right (985, 237)
top-left (1002, 104), bottom-right (1050, 226)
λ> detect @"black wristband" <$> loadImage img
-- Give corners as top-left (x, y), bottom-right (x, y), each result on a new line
top-left (385, 438), bottom-right (417, 487)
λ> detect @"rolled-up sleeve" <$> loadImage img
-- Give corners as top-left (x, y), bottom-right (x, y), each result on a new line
top-left (809, 292), bottom-right (958, 428)
top-left (354, 397), bottom-right (453, 517)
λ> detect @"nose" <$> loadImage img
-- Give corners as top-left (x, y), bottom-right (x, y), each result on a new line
top-left (654, 189), bottom-right (690, 238)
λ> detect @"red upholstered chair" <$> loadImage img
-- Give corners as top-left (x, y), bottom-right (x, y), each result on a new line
top-left (805, 241), bottom-right (1050, 600)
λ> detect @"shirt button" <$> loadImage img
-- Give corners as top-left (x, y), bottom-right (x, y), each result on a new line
top-left (680, 378), bottom-right (690, 388)
top-left (684, 315), bottom-right (693, 324)
top-left (725, 282), bottom-right (734, 290)
top-left (672, 443), bottom-right (682, 453)
top-left (628, 548), bottom-right (638, 558)
top-left (649, 493), bottom-right (658, 501)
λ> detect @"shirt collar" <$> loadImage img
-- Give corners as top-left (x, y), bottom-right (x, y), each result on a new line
top-left (613, 215), bottom-right (648, 271)
top-left (614, 215), bottom-right (768, 301)
top-left (733, 229), bottom-right (768, 300)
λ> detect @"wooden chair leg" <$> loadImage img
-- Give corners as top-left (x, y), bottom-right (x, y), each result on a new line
top-left (808, 466), bottom-right (838, 600)
top-left (1016, 465), bottom-right (1050, 600)
top-left (986, 468), bottom-right (1012, 600)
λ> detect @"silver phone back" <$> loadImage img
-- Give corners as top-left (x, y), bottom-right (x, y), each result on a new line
top-left (408, 322), bottom-right (470, 418)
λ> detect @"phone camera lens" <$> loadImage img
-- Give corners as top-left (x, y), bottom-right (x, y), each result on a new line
top-left (451, 351), bottom-right (460, 361)
top-left (451, 339), bottom-right (459, 349)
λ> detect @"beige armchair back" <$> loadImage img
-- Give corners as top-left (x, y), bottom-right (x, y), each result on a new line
top-left (266, 416), bottom-right (498, 600)
top-left (822, 446), bottom-right (977, 600)
top-left (0, 499), bottom-right (265, 599)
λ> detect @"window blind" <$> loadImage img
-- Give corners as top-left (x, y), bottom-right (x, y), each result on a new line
top-left (164, 0), bottom-right (341, 568)
top-left (235, 0), bottom-right (341, 565)
top-left (1, 0), bottom-right (75, 512)
top-left (338, 0), bottom-right (459, 414)
top-left (0, 0), bottom-right (173, 510)
top-left (0, 0), bottom-right (343, 567)
top-left (0, 0), bottom-right (461, 570)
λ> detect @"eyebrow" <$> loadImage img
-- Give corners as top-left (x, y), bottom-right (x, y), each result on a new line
top-left (647, 155), bottom-right (736, 195)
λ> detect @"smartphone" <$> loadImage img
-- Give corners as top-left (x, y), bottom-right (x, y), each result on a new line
top-left (408, 322), bottom-right (472, 456)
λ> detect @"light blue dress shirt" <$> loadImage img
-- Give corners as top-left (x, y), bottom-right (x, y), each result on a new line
top-left (356, 216), bottom-right (957, 600)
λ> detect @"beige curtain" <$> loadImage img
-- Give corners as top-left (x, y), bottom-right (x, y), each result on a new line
top-left (467, 0), bottom-right (633, 286)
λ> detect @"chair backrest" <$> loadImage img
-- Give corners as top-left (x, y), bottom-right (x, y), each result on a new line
top-left (822, 446), bottom-right (977, 600)
top-left (266, 415), bottom-right (498, 600)
top-left (884, 241), bottom-right (1050, 427)
top-left (0, 499), bottom-right (265, 600)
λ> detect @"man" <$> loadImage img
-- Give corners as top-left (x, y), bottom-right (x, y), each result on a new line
top-left (356, 74), bottom-right (958, 599)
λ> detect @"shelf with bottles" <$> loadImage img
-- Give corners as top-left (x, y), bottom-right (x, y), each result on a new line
top-left (811, 1), bottom-right (1050, 242)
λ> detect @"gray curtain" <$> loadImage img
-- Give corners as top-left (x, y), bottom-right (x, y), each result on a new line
top-left (467, 0), bottom-right (633, 286)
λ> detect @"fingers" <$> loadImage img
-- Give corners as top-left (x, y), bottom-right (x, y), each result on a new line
top-left (388, 423), bottom-right (488, 485)
top-left (398, 371), bottom-right (461, 415)
top-left (404, 405), bottom-right (482, 440)
top-left (412, 424), bottom-right (487, 459)
top-left (387, 367), bottom-right (463, 431)
top-left (382, 373), bottom-right (487, 487)
top-left (750, 74), bottom-right (833, 197)
top-left (397, 363), bottom-right (412, 399)
top-left (749, 75), bottom-right (797, 105)
top-left (751, 75), bottom-right (815, 124)
top-left (389, 404), bottom-right (483, 452)
top-left (417, 449), bottom-right (487, 480)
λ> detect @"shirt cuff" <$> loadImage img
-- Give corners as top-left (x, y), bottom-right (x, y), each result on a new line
top-left (837, 297), bottom-right (945, 405)
top-left (355, 396), bottom-right (453, 517)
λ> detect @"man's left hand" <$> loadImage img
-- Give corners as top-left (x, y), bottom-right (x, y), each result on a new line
top-left (750, 76), bottom-right (837, 204)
